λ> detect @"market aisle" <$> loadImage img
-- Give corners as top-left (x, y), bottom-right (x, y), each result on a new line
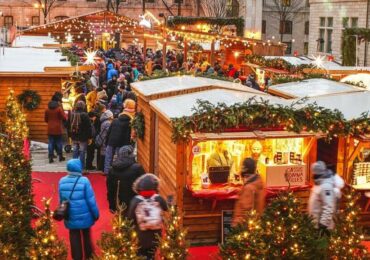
top-left (32, 171), bottom-right (218, 259)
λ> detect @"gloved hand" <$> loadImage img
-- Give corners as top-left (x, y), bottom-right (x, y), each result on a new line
top-left (318, 223), bottom-right (330, 237)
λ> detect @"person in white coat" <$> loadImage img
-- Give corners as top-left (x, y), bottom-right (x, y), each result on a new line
top-left (308, 161), bottom-right (336, 235)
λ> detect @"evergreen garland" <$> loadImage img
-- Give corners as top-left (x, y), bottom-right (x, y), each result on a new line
top-left (131, 111), bottom-right (145, 140)
top-left (245, 54), bottom-right (314, 73)
top-left (342, 28), bottom-right (370, 66)
top-left (167, 16), bottom-right (245, 37)
top-left (61, 47), bottom-right (80, 66)
top-left (0, 90), bottom-right (33, 258)
top-left (170, 98), bottom-right (370, 143)
top-left (140, 70), bottom-right (233, 82)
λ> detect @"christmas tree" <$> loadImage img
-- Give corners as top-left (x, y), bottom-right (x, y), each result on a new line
top-left (158, 205), bottom-right (188, 260)
top-left (28, 198), bottom-right (68, 259)
top-left (328, 189), bottom-right (367, 259)
top-left (219, 210), bottom-right (266, 260)
top-left (0, 90), bottom-right (33, 258)
top-left (262, 192), bottom-right (326, 259)
top-left (97, 204), bottom-right (142, 260)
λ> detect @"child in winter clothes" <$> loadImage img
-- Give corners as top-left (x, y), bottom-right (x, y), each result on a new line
top-left (128, 173), bottom-right (168, 260)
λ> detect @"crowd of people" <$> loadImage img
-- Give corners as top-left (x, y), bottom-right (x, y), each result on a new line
top-left (44, 47), bottom-right (337, 260)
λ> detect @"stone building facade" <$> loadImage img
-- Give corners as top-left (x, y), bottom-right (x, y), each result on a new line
top-left (0, 0), bottom-right (195, 28)
top-left (261, 0), bottom-right (310, 56)
top-left (308, 0), bottom-right (370, 65)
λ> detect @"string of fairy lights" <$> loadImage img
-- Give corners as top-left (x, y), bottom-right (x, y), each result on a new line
top-left (25, 10), bottom-right (283, 50)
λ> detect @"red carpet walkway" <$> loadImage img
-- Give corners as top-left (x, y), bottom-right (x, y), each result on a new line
top-left (32, 172), bottom-right (217, 259)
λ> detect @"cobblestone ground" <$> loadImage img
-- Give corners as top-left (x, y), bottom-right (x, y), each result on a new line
top-left (31, 149), bottom-right (73, 172)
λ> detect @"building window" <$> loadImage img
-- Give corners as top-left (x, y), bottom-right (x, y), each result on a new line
top-left (327, 17), bottom-right (333, 27)
top-left (174, 0), bottom-right (183, 3)
top-left (342, 17), bottom-right (349, 28)
top-left (145, 0), bottom-right (155, 3)
top-left (326, 29), bottom-right (332, 53)
top-left (320, 17), bottom-right (325, 27)
top-left (280, 20), bottom-right (293, 34)
top-left (281, 0), bottom-right (291, 7)
top-left (226, 0), bottom-right (239, 17)
top-left (31, 16), bottom-right (40, 26)
top-left (55, 16), bottom-right (69, 21)
top-left (4, 16), bottom-right (13, 27)
top-left (304, 42), bottom-right (308, 55)
top-left (86, 0), bottom-right (97, 2)
top-left (262, 20), bottom-right (266, 34)
top-left (319, 29), bottom-right (325, 52)
top-left (304, 21), bottom-right (309, 35)
top-left (284, 42), bottom-right (292, 54)
top-left (351, 17), bottom-right (358, 28)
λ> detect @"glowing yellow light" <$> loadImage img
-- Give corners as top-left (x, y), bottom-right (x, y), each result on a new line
top-left (83, 50), bottom-right (97, 65)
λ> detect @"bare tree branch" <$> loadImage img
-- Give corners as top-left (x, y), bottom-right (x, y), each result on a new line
top-left (34, 0), bottom-right (65, 24)
top-left (264, 0), bottom-right (306, 42)
top-left (201, 0), bottom-right (228, 18)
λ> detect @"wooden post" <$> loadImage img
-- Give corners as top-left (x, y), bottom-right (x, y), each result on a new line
top-left (184, 37), bottom-right (188, 66)
top-left (162, 27), bottom-right (167, 71)
top-left (210, 39), bottom-right (215, 66)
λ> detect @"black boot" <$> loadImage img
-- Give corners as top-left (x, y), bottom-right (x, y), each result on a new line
top-left (49, 157), bottom-right (54, 163)
top-left (59, 155), bottom-right (66, 162)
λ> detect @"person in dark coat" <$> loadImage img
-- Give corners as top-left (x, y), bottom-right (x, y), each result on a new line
top-left (45, 98), bottom-right (67, 163)
top-left (58, 159), bottom-right (99, 260)
top-left (107, 145), bottom-right (145, 212)
top-left (103, 100), bottom-right (135, 174)
top-left (245, 74), bottom-right (261, 91)
top-left (85, 112), bottom-right (98, 170)
top-left (69, 101), bottom-right (92, 170)
top-left (128, 174), bottom-right (168, 260)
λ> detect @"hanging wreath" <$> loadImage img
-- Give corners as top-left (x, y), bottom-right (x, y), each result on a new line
top-left (17, 90), bottom-right (41, 111)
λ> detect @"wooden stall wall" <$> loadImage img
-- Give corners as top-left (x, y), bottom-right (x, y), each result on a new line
top-left (156, 116), bottom-right (178, 201)
top-left (136, 96), bottom-right (155, 173)
top-left (0, 74), bottom-right (65, 142)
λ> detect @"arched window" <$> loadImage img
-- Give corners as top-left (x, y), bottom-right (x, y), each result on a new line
top-left (54, 16), bottom-right (69, 21)
top-left (226, 0), bottom-right (239, 17)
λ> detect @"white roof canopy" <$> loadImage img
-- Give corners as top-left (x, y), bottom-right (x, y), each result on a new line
top-left (0, 47), bottom-right (70, 73)
top-left (150, 88), bottom-right (290, 119)
top-left (132, 75), bottom-right (264, 98)
top-left (12, 35), bottom-right (58, 48)
top-left (269, 78), bottom-right (362, 99)
top-left (340, 73), bottom-right (370, 90)
top-left (302, 91), bottom-right (370, 120)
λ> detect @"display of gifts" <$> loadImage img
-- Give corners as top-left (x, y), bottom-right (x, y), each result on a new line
top-left (353, 162), bottom-right (370, 185)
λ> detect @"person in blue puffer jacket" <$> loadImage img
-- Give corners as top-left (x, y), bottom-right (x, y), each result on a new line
top-left (58, 159), bottom-right (99, 260)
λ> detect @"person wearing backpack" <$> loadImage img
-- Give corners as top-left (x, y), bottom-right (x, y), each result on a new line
top-left (58, 159), bottom-right (99, 260)
top-left (128, 173), bottom-right (168, 260)
top-left (103, 99), bottom-right (136, 175)
top-left (95, 110), bottom-right (114, 172)
top-left (69, 101), bottom-right (92, 170)
top-left (232, 158), bottom-right (265, 226)
top-left (107, 145), bottom-right (145, 212)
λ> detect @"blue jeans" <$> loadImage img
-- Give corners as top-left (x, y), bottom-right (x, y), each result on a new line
top-left (104, 146), bottom-right (117, 175)
top-left (73, 141), bottom-right (88, 169)
top-left (48, 135), bottom-right (63, 158)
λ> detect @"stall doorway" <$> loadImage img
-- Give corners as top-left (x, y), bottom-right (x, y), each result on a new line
top-left (317, 138), bottom-right (339, 172)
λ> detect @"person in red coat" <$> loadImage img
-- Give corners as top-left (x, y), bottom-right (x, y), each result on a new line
top-left (45, 96), bottom-right (67, 163)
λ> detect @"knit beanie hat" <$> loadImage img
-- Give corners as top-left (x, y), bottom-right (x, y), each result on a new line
top-left (117, 145), bottom-right (134, 159)
top-left (241, 158), bottom-right (256, 176)
top-left (311, 161), bottom-right (327, 179)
